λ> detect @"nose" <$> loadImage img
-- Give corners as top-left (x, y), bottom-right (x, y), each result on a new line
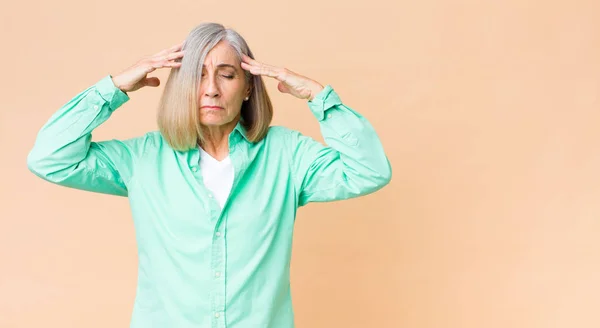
top-left (203, 74), bottom-right (220, 98)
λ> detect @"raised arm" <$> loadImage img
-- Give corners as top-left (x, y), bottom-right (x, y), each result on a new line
top-left (287, 86), bottom-right (391, 206)
top-left (27, 42), bottom-right (185, 196)
top-left (240, 54), bottom-right (391, 207)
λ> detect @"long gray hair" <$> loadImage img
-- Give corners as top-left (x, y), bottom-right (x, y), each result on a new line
top-left (156, 22), bottom-right (273, 151)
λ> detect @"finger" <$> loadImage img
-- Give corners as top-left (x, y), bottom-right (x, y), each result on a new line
top-left (240, 61), bottom-right (260, 75)
top-left (164, 50), bottom-right (184, 61)
top-left (153, 50), bottom-right (184, 62)
top-left (155, 41), bottom-right (185, 56)
top-left (242, 62), bottom-right (271, 76)
top-left (259, 65), bottom-right (281, 78)
top-left (241, 61), bottom-right (283, 79)
top-left (240, 61), bottom-right (253, 72)
top-left (162, 61), bottom-right (183, 68)
top-left (144, 77), bottom-right (161, 87)
top-left (149, 60), bottom-right (182, 70)
top-left (257, 61), bottom-right (280, 74)
top-left (277, 82), bottom-right (290, 94)
top-left (241, 53), bottom-right (259, 65)
top-left (241, 54), bottom-right (281, 73)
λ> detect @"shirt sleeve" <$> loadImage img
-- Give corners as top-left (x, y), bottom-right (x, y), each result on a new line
top-left (26, 74), bottom-right (149, 197)
top-left (288, 85), bottom-right (392, 207)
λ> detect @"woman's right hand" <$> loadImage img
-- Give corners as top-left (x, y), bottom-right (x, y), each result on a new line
top-left (111, 41), bottom-right (185, 93)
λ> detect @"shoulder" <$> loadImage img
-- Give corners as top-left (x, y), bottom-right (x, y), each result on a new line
top-left (265, 125), bottom-right (320, 147)
top-left (263, 125), bottom-right (324, 160)
top-left (266, 125), bottom-right (293, 137)
top-left (143, 130), bottom-right (164, 144)
top-left (120, 130), bottom-right (161, 147)
top-left (108, 130), bottom-right (162, 158)
top-left (266, 125), bottom-right (308, 140)
top-left (264, 125), bottom-right (305, 147)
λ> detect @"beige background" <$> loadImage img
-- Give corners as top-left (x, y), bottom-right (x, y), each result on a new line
top-left (2, 0), bottom-right (600, 327)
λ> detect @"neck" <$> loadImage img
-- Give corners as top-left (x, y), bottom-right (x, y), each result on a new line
top-left (199, 120), bottom-right (238, 161)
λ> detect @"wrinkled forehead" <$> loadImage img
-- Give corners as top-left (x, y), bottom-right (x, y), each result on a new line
top-left (202, 42), bottom-right (241, 69)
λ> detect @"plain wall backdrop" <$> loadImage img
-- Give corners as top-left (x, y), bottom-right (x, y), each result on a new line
top-left (2, 0), bottom-right (600, 327)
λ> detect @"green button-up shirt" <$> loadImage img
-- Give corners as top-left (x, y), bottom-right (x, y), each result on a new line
top-left (27, 74), bottom-right (392, 327)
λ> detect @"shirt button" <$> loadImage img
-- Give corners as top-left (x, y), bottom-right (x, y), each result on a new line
top-left (215, 232), bottom-right (221, 237)
top-left (215, 271), bottom-right (221, 277)
top-left (93, 105), bottom-right (99, 110)
top-left (327, 113), bottom-right (332, 119)
top-left (191, 167), bottom-right (198, 172)
top-left (214, 312), bottom-right (220, 318)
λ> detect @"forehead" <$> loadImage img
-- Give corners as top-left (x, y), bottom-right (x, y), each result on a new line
top-left (203, 41), bottom-right (239, 67)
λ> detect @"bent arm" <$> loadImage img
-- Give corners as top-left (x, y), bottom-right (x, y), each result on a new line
top-left (289, 85), bottom-right (392, 207)
top-left (26, 75), bottom-right (145, 197)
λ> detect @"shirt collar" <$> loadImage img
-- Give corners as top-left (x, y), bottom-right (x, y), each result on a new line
top-left (232, 119), bottom-right (251, 143)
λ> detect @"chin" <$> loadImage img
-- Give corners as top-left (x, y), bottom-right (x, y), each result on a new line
top-left (199, 111), bottom-right (238, 127)
top-left (200, 120), bottom-right (224, 127)
top-left (198, 113), bottom-right (222, 124)
top-left (200, 117), bottom-right (232, 127)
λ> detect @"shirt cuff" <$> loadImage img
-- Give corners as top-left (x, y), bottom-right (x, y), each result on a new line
top-left (96, 74), bottom-right (130, 111)
top-left (307, 85), bottom-right (342, 121)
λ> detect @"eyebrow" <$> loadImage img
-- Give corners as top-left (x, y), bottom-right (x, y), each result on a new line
top-left (202, 64), bottom-right (237, 69)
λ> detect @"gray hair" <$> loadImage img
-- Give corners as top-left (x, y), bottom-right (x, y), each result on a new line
top-left (156, 22), bottom-right (273, 151)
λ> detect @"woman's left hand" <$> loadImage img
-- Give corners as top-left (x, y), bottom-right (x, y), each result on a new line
top-left (241, 54), bottom-right (324, 101)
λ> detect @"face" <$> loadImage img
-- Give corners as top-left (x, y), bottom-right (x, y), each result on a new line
top-left (198, 41), bottom-right (250, 128)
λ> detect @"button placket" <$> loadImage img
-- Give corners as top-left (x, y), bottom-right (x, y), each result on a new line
top-left (211, 221), bottom-right (226, 326)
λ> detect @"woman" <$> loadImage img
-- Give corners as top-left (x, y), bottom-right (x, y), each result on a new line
top-left (27, 22), bottom-right (392, 327)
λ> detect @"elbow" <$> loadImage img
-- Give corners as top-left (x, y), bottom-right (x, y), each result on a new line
top-left (359, 158), bottom-right (392, 193)
top-left (27, 148), bottom-right (45, 178)
top-left (354, 164), bottom-right (391, 197)
top-left (27, 147), bottom-right (87, 186)
top-left (26, 148), bottom-right (56, 181)
top-left (381, 167), bottom-right (392, 186)
top-left (376, 158), bottom-right (392, 188)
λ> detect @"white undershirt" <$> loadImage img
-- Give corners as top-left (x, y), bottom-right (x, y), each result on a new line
top-left (199, 147), bottom-right (234, 209)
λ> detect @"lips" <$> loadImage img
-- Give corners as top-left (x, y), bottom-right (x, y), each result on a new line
top-left (202, 106), bottom-right (224, 110)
